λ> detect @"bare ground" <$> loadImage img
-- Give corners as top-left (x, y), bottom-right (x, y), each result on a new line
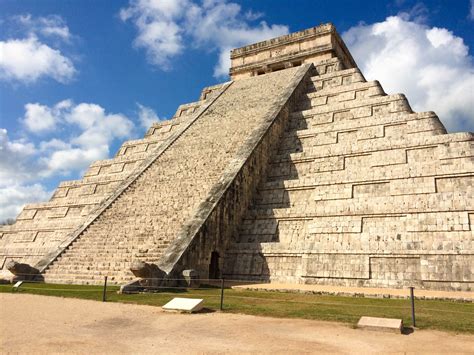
top-left (1, 293), bottom-right (473, 354)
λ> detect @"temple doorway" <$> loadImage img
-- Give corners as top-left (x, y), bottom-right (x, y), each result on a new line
top-left (209, 251), bottom-right (220, 279)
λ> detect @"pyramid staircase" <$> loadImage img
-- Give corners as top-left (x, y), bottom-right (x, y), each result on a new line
top-left (37, 66), bottom-right (309, 284)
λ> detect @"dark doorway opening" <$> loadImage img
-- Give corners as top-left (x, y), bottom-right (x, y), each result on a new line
top-left (209, 251), bottom-right (220, 279)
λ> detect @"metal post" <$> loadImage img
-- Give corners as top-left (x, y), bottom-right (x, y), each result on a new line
top-left (102, 276), bottom-right (108, 302)
top-left (220, 278), bottom-right (225, 311)
top-left (409, 286), bottom-right (416, 327)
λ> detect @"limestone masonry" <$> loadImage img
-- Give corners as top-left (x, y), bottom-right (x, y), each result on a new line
top-left (0, 24), bottom-right (472, 291)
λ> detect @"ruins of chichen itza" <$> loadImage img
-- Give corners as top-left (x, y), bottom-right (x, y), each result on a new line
top-left (0, 24), bottom-right (472, 291)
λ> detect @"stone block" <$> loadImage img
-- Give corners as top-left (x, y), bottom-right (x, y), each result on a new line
top-left (162, 298), bottom-right (204, 313)
top-left (357, 316), bottom-right (403, 333)
top-left (182, 269), bottom-right (200, 288)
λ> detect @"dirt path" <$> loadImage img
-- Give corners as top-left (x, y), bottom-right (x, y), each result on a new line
top-left (1, 293), bottom-right (473, 354)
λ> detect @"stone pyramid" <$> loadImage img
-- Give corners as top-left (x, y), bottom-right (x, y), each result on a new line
top-left (1, 24), bottom-right (472, 290)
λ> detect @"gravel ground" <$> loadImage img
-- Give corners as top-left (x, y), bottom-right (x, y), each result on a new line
top-left (1, 293), bottom-right (473, 354)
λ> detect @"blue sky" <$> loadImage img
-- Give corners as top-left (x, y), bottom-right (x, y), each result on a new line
top-left (1, 0), bottom-right (473, 221)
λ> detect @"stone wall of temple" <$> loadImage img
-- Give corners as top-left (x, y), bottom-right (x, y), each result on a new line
top-left (223, 59), bottom-right (473, 291)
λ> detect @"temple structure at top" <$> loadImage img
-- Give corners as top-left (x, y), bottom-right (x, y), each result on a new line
top-left (230, 24), bottom-right (356, 79)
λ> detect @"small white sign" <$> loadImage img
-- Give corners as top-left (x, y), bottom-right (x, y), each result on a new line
top-left (162, 297), bottom-right (204, 313)
top-left (13, 281), bottom-right (23, 289)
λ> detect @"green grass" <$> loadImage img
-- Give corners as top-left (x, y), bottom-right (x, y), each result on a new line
top-left (1, 282), bottom-right (473, 334)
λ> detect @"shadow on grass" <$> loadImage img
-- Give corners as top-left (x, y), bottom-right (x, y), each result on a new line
top-left (196, 307), bottom-right (216, 314)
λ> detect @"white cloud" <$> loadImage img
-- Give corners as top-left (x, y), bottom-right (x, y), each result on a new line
top-left (22, 100), bottom-right (75, 134)
top-left (397, 2), bottom-right (429, 23)
top-left (22, 102), bottom-right (58, 133)
top-left (120, 0), bottom-right (288, 77)
top-left (0, 14), bottom-right (76, 84)
top-left (470, 0), bottom-right (474, 20)
top-left (39, 138), bottom-right (70, 151)
top-left (0, 36), bottom-right (76, 83)
top-left (15, 14), bottom-right (71, 41)
top-left (65, 103), bottom-right (108, 129)
top-left (45, 146), bottom-right (108, 174)
top-left (29, 100), bottom-right (134, 174)
top-left (0, 129), bottom-right (37, 185)
top-left (119, 0), bottom-right (188, 68)
top-left (343, 16), bottom-right (474, 132)
top-left (0, 184), bottom-right (52, 222)
top-left (0, 101), bottom-right (138, 221)
top-left (137, 103), bottom-right (160, 128)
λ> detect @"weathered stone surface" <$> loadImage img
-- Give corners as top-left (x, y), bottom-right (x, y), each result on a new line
top-left (230, 23), bottom-right (356, 80)
top-left (130, 261), bottom-right (165, 280)
top-left (6, 261), bottom-right (39, 281)
top-left (357, 316), bottom-right (403, 333)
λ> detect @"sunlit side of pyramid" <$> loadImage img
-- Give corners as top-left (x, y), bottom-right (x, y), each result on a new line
top-left (1, 24), bottom-right (472, 291)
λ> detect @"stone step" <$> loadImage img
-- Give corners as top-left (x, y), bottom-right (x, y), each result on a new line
top-left (260, 170), bottom-right (473, 194)
top-left (306, 80), bottom-right (383, 99)
top-left (54, 254), bottom-right (164, 263)
top-left (50, 256), bottom-right (156, 264)
top-left (43, 274), bottom-right (135, 285)
top-left (285, 111), bottom-right (442, 138)
top-left (275, 129), bottom-right (446, 159)
top-left (308, 68), bottom-right (366, 90)
top-left (46, 265), bottom-right (134, 272)
top-left (55, 241), bottom-right (165, 250)
top-left (291, 93), bottom-right (411, 119)
top-left (44, 270), bottom-right (135, 280)
top-left (244, 190), bottom-right (473, 219)
top-left (62, 240), bottom-right (169, 248)
top-left (58, 247), bottom-right (168, 254)
top-left (45, 271), bottom-right (136, 279)
top-left (59, 173), bottom-right (130, 188)
top-left (46, 269), bottom-right (131, 277)
top-left (20, 197), bottom-right (104, 210)
top-left (54, 252), bottom-right (165, 263)
top-left (272, 132), bottom-right (472, 164)
top-left (297, 81), bottom-right (385, 110)
top-left (8, 217), bottom-right (87, 230)
top-left (41, 278), bottom-right (105, 285)
top-left (265, 159), bottom-right (474, 191)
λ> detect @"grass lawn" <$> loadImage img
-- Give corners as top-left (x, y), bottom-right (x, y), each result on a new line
top-left (1, 282), bottom-right (473, 334)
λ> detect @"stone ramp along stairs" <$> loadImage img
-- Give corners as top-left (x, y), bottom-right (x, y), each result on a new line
top-left (7, 65), bottom-right (310, 285)
top-left (0, 23), bottom-right (472, 291)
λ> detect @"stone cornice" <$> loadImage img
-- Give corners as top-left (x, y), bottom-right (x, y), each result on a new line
top-left (230, 23), bottom-right (335, 58)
